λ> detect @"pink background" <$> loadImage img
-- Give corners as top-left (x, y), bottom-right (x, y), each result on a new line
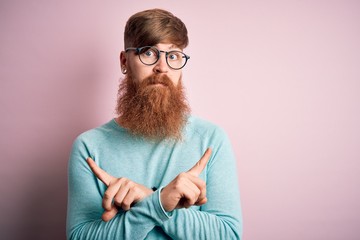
top-left (1, 1), bottom-right (360, 239)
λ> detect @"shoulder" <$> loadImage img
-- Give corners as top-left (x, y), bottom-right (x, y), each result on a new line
top-left (186, 115), bottom-right (228, 141)
top-left (186, 116), bottom-right (235, 171)
top-left (72, 119), bottom-right (119, 146)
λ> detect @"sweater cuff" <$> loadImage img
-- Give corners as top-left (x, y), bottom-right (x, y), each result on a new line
top-left (156, 186), bottom-right (173, 218)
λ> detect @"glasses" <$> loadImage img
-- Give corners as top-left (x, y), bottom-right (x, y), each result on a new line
top-left (125, 46), bottom-right (190, 70)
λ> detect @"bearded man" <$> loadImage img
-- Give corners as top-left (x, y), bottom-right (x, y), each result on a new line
top-left (67, 9), bottom-right (242, 240)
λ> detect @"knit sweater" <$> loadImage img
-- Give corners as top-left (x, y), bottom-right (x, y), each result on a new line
top-left (67, 116), bottom-right (242, 239)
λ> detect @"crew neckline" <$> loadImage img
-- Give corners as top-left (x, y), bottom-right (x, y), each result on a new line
top-left (110, 118), bottom-right (126, 131)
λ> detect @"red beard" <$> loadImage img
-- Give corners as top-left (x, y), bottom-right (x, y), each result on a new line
top-left (116, 73), bottom-right (190, 141)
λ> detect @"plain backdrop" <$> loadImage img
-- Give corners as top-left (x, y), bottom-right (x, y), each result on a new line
top-left (1, 1), bottom-right (360, 239)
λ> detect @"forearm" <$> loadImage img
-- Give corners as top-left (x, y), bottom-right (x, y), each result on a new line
top-left (160, 207), bottom-right (242, 240)
top-left (67, 137), bottom-right (171, 240)
top-left (67, 189), bottom-right (170, 240)
top-left (158, 127), bottom-right (243, 239)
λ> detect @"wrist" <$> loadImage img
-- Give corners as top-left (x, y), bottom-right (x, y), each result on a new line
top-left (158, 186), bottom-right (173, 215)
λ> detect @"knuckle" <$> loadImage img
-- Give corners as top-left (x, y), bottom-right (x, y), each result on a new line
top-left (192, 190), bottom-right (199, 199)
top-left (176, 173), bottom-right (188, 184)
top-left (173, 181), bottom-right (182, 190)
top-left (188, 197), bottom-right (196, 205)
top-left (178, 172), bottom-right (188, 179)
top-left (114, 178), bottom-right (123, 184)
top-left (199, 179), bottom-right (206, 188)
top-left (119, 177), bottom-right (126, 183)
top-left (103, 192), bottom-right (112, 200)
top-left (123, 198), bottom-right (131, 206)
top-left (133, 187), bottom-right (141, 195)
top-left (194, 188), bottom-right (201, 196)
top-left (124, 179), bottom-right (133, 187)
top-left (201, 189), bottom-right (207, 197)
top-left (114, 197), bottom-right (122, 206)
top-left (122, 201), bottom-right (130, 210)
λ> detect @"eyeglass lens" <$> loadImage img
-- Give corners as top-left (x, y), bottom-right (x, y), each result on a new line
top-left (138, 46), bottom-right (188, 69)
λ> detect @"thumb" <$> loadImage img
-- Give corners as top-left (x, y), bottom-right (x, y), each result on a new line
top-left (102, 206), bottom-right (118, 222)
top-left (187, 148), bottom-right (212, 176)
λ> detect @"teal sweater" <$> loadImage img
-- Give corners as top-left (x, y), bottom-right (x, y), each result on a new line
top-left (67, 116), bottom-right (242, 239)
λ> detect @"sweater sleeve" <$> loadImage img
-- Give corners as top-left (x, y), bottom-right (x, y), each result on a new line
top-left (66, 136), bottom-right (171, 240)
top-left (159, 127), bottom-right (243, 239)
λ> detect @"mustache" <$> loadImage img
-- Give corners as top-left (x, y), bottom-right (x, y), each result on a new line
top-left (141, 74), bottom-right (174, 88)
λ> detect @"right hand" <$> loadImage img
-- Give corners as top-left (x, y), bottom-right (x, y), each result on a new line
top-left (160, 148), bottom-right (212, 212)
top-left (86, 158), bottom-right (153, 222)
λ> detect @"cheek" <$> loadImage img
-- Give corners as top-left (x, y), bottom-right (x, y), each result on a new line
top-left (129, 66), bottom-right (152, 83)
top-left (171, 72), bottom-right (182, 86)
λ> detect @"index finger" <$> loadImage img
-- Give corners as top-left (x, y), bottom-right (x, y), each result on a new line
top-left (187, 148), bottom-right (212, 176)
top-left (86, 157), bottom-right (114, 187)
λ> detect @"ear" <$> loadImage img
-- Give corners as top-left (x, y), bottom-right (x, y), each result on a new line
top-left (120, 51), bottom-right (127, 70)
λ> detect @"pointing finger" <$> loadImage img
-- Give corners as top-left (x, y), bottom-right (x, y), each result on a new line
top-left (187, 148), bottom-right (212, 176)
top-left (86, 157), bottom-right (114, 187)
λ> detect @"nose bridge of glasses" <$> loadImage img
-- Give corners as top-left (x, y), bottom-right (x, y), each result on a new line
top-left (158, 49), bottom-right (167, 58)
top-left (156, 49), bottom-right (169, 64)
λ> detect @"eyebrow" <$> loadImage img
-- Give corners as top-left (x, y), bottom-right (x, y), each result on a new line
top-left (155, 44), bottom-right (181, 51)
top-left (169, 44), bottom-right (182, 51)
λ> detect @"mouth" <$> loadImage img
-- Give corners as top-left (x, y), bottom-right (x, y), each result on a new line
top-left (145, 74), bottom-right (171, 88)
top-left (149, 82), bottom-right (167, 87)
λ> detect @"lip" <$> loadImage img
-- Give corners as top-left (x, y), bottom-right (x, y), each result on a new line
top-left (150, 83), bottom-right (167, 87)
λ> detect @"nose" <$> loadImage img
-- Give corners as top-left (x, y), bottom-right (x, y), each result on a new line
top-left (153, 51), bottom-right (169, 73)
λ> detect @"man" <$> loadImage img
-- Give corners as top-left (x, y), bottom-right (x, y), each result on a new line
top-left (67, 8), bottom-right (242, 240)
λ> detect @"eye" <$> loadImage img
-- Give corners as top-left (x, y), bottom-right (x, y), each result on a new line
top-left (143, 50), bottom-right (156, 58)
top-left (168, 52), bottom-right (180, 61)
top-left (139, 47), bottom-right (157, 58)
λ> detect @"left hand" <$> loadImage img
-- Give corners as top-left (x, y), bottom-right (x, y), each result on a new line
top-left (86, 158), bottom-right (153, 221)
top-left (160, 148), bottom-right (211, 212)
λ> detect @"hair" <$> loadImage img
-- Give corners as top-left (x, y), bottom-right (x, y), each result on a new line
top-left (124, 9), bottom-right (189, 49)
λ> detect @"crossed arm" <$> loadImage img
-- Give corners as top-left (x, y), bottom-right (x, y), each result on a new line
top-left (86, 148), bottom-right (212, 222)
top-left (67, 135), bottom-right (242, 239)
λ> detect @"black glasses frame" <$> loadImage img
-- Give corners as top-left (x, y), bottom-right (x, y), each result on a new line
top-left (125, 46), bottom-right (190, 70)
